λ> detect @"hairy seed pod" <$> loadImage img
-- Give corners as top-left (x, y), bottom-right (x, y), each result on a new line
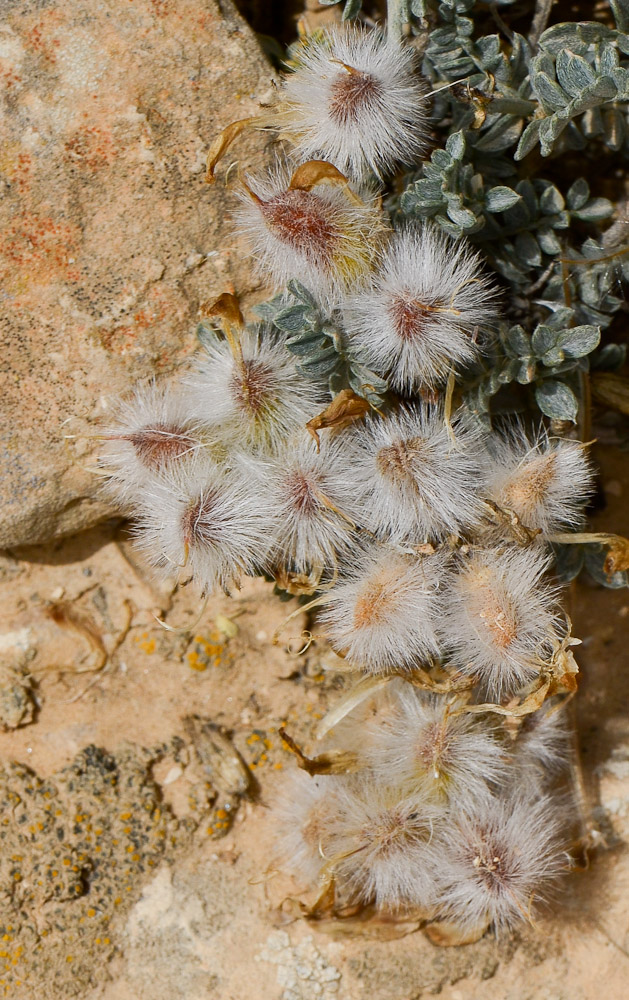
top-left (486, 425), bottom-right (594, 535)
top-left (99, 382), bottom-right (214, 506)
top-left (348, 405), bottom-right (487, 544)
top-left (365, 688), bottom-right (509, 806)
top-left (435, 793), bottom-right (568, 935)
top-left (317, 546), bottom-right (443, 673)
top-left (235, 162), bottom-right (386, 307)
top-left (326, 779), bottom-right (444, 909)
top-left (185, 326), bottom-right (323, 456)
top-left (440, 546), bottom-right (561, 698)
top-left (343, 225), bottom-right (498, 392)
top-left (132, 458), bottom-right (278, 594)
top-left (277, 26), bottom-right (428, 182)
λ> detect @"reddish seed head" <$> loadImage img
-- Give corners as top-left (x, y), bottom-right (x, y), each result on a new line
top-left (181, 489), bottom-right (221, 546)
top-left (328, 69), bottom-right (383, 125)
top-left (387, 294), bottom-right (434, 342)
top-left (228, 359), bottom-right (274, 416)
top-left (126, 423), bottom-right (196, 470)
top-left (260, 189), bottom-right (338, 264)
top-left (284, 471), bottom-right (319, 514)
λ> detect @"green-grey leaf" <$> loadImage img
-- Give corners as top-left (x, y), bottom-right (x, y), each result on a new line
top-left (532, 325), bottom-right (557, 355)
top-left (485, 186), bottom-right (521, 212)
top-left (535, 380), bottom-right (578, 421)
top-left (566, 178), bottom-right (589, 210)
top-left (556, 324), bottom-right (601, 358)
top-left (445, 130), bottom-right (466, 160)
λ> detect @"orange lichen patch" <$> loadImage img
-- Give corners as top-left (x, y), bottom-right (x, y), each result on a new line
top-left (99, 284), bottom-right (173, 354)
top-left (24, 10), bottom-right (65, 64)
top-left (64, 126), bottom-right (116, 171)
top-left (501, 453), bottom-right (557, 520)
top-left (135, 632), bottom-right (157, 655)
top-left (0, 212), bottom-right (81, 288)
top-left (185, 629), bottom-right (233, 671)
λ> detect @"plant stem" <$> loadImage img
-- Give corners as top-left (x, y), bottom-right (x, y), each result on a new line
top-left (528, 0), bottom-right (554, 46)
top-left (387, 0), bottom-right (407, 44)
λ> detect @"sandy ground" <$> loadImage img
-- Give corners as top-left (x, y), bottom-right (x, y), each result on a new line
top-left (0, 431), bottom-right (628, 999)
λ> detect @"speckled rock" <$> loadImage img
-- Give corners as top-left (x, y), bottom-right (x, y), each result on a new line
top-left (0, 0), bottom-right (273, 548)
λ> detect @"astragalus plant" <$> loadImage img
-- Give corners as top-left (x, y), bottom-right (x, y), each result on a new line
top-left (99, 0), bottom-right (629, 944)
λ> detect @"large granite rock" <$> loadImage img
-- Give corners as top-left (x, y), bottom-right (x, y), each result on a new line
top-left (0, 0), bottom-right (273, 548)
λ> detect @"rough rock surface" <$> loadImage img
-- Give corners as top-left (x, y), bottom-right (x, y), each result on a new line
top-left (0, 0), bottom-right (274, 548)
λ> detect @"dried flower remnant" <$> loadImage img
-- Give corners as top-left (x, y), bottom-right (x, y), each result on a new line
top-left (486, 428), bottom-right (594, 536)
top-left (350, 405), bottom-right (486, 544)
top-left (441, 546), bottom-right (561, 698)
top-left (132, 459), bottom-right (277, 594)
top-left (235, 161), bottom-right (385, 306)
top-left (343, 226), bottom-right (498, 392)
top-left (278, 26), bottom-right (428, 182)
top-left (186, 326), bottom-right (322, 455)
top-left (317, 546), bottom-right (443, 673)
top-left (435, 795), bottom-right (567, 936)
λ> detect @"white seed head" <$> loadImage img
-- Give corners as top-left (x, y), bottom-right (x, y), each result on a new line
top-left (326, 778), bottom-right (443, 909)
top-left (235, 162), bottom-right (385, 307)
top-left (440, 545), bottom-right (561, 698)
top-left (366, 688), bottom-right (509, 806)
top-left (486, 425), bottom-right (594, 535)
top-left (99, 382), bottom-right (213, 506)
top-left (342, 225), bottom-right (498, 392)
top-left (273, 772), bottom-right (345, 887)
top-left (263, 432), bottom-right (361, 575)
top-left (277, 26), bottom-right (428, 182)
top-left (131, 457), bottom-right (277, 594)
top-left (317, 546), bottom-right (443, 673)
top-left (185, 327), bottom-right (322, 455)
top-left (348, 405), bottom-right (487, 544)
top-left (435, 793), bottom-right (568, 935)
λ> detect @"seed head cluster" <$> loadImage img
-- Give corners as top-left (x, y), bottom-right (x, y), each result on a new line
top-left (100, 20), bottom-right (595, 943)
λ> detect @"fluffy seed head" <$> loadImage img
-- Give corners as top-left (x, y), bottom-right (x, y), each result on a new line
top-left (277, 26), bottom-right (428, 181)
top-left (486, 426), bottom-right (594, 535)
top-left (185, 327), bottom-right (322, 455)
top-left (317, 546), bottom-right (443, 673)
top-left (440, 545), bottom-right (561, 698)
top-left (263, 433), bottom-right (361, 575)
top-left (132, 458), bottom-right (277, 594)
top-left (273, 772), bottom-right (345, 886)
top-left (99, 382), bottom-right (213, 506)
top-left (366, 688), bottom-right (509, 806)
top-left (348, 405), bottom-right (487, 544)
top-left (435, 794), bottom-right (568, 935)
top-left (326, 779), bottom-right (443, 908)
top-left (342, 225), bottom-right (499, 392)
top-left (235, 163), bottom-right (385, 306)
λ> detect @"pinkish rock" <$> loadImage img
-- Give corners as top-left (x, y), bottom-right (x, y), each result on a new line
top-left (0, 0), bottom-right (273, 548)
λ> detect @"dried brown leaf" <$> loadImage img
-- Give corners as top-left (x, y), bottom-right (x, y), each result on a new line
top-left (306, 389), bottom-right (370, 449)
top-left (205, 117), bottom-right (257, 183)
top-left (278, 727), bottom-right (359, 775)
